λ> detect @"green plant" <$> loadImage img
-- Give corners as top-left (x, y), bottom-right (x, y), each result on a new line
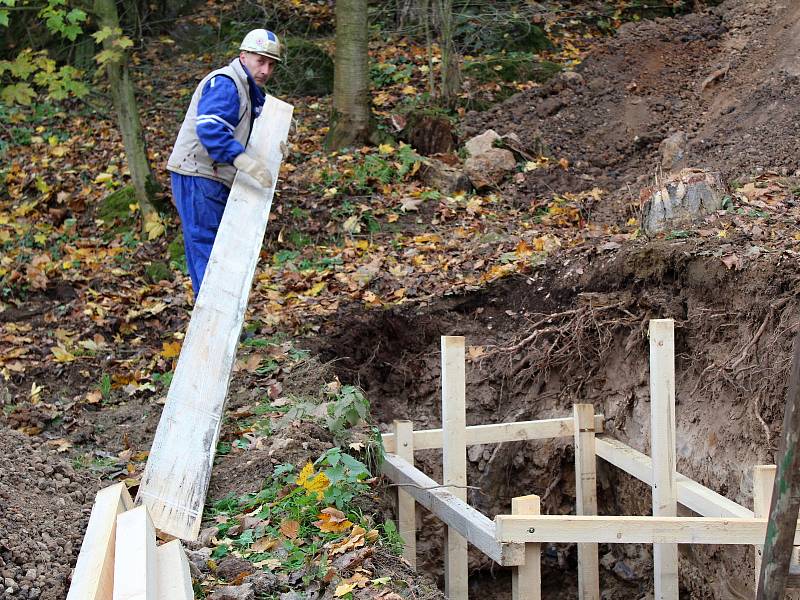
top-left (380, 519), bottom-right (404, 556)
top-left (325, 385), bottom-right (369, 442)
top-left (100, 372), bottom-right (112, 400)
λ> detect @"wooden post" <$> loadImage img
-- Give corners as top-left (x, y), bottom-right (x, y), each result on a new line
top-left (574, 404), bottom-right (600, 600)
top-left (113, 505), bottom-right (157, 600)
top-left (512, 495), bottom-right (541, 600)
top-left (754, 465), bottom-right (777, 591)
top-left (757, 333), bottom-right (800, 600)
top-left (136, 96), bottom-right (294, 540)
top-left (67, 483), bottom-right (134, 600)
top-left (393, 419), bottom-right (417, 569)
top-left (442, 336), bottom-right (468, 600)
top-left (650, 319), bottom-right (679, 600)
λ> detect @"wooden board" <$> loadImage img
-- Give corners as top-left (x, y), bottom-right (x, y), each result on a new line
top-left (393, 420), bottom-right (417, 568)
top-left (512, 495), bottom-right (541, 600)
top-left (649, 319), bottom-right (678, 600)
top-left (573, 404), bottom-right (599, 600)
top-left (67, 483), bottom-right (133, 600)
top-left (594, 436), bottom-right (753, 519)
top-left (155, 540), bottom-right (193, 600)
top-left (381, 453), bottom-right (525, 566)
top-left (136, 95), bottom-right (294, 540)
top-left (381, 415), bottom-right (605, 452)
top-left (754, 465), bottom-right (776, 590)
top-left (113, 505), bottom-right (157, 600)
top-left (441, 336), bottom-right (468, 600)
top-left (494, 515), bottom-right (800, 545)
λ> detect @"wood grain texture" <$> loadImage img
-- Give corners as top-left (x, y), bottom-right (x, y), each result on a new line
top-left (155, 540), bottom-right (193, 600)
top-left (393, 420), bottom-right (417, 568)
top-left (574, 404), bottom-right (599, 600)
top-left (649, 319), bottom-right (678, 600)
top-left (136, 96), bottom-right (294, 540)
top-left (512, 495), bottom-right (541, 600)
top-left (113, 505), bottom-right (157, 600)
top-left (67, 483), bottom-right (133, 600)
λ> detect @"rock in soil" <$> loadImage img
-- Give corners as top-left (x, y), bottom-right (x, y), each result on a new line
top-left (464, 148), bottom-right (517, 189)
top-left (464, 129), bottom-right (501, 158)
top-left (209, 583), bottom-right (256, 600)
top-left (640, 168), bottom-right (725, 234)
top-left (418, 157), bottom-right (472, 194)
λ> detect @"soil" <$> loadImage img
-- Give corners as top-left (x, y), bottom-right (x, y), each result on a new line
top-left (462, 0), bottom-right (800, 218)
top-left (318, 234), bottom-right (800, 598)
top-left (0, 429), bottom-right (102, 600)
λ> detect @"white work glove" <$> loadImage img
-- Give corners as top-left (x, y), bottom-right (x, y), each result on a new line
top-left (233, 152), bottom-right (274, 188)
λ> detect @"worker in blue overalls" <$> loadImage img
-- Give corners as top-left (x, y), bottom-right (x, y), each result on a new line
top-left (167, 29), bottom-right (285, 297)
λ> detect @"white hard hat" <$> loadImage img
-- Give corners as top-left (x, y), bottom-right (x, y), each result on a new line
top-left (240, 29), bottom-right (282, 62)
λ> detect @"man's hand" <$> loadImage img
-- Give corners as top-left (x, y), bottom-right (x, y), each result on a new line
top-left (233, 152), bottom-right (274, 188)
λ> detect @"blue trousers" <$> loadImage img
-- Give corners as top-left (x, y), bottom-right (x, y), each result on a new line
top-left (171, 173), bottom-right (230, 296)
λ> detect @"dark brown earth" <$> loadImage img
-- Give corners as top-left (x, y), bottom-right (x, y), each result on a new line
top-left (462, 0), bottom-right (800, 219)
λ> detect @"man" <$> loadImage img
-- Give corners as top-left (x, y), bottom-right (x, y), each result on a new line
top-left (167, 28), bottom-right (284, 296)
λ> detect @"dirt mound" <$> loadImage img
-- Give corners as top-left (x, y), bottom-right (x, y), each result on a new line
top-left (462, 0), bottom-right (800, 215)
top-left (0, 427), bottom-right (102, 599)
top-left (320, 234), bottom-right (800, 598)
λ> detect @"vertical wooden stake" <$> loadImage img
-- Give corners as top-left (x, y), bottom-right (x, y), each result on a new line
top-left (574, 404), bottom-right (600, 600)
top-left (512, 495), bottom-right (541, 600)
top-left (754, 465), bottom-right (777, 591)
top-left (393, 419), bottom-right (417, 569)
top-left (442, 336), bottom-right (468, 600)
top-left (650, 319), bottom-right (679, 600)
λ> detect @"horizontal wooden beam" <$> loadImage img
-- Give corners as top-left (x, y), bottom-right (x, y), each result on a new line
top-left (594, 436), bottom-right (752, 519)
top-left (494, 515), bottom-right (800, 545)
top-left (381, 453), bottom-right (525, 566)
top-left (382, 415), bottom-right (604, 453)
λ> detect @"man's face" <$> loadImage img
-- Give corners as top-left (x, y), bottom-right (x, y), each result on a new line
top-left (240, 51), bottom-right (277, 86)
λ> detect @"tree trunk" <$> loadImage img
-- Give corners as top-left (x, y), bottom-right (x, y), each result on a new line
top-left (326, 0), bottom-right (374, 150)
top-left (93, 0), bottom-right (162, 230)
top-left (434, 0), bottom-right (460, 106)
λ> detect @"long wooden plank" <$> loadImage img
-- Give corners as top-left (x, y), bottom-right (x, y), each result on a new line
top-left (381, 415), bottom-right (605, 452)
top-left (442, 336), bottom-right (468, 600)
top-left (136, 96), bottom-right (293, 540)
top-left (67, 483), bottom-right (134, 600)
top-left (393, 420), bottom-right (417, 568)
top-left (113, 505), bottom-right (157, 600)
top-left (512, 495), bottom-right (541, 600)
top-left (574, 404), bottom-right (599, 600)
top-left (494, 515), bottom-right (800, 545)
top-left (155, 540), bottom-right (193, 600)
top-left (650, 319), bottom-right (678, 600)
top-left (381, 453), bottom-right (525, 566)
top-left (594, 436), bottom-right (753, 519)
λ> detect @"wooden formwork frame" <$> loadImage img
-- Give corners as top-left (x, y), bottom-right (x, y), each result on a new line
top-left (380, 322), bottom-right (799, 600)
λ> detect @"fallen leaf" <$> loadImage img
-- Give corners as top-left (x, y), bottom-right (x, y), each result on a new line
top-left (280, 519), bottom-right (300, 539)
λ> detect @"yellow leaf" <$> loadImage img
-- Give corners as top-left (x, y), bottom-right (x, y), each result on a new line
top-left (51, 145), bottom-right (69, 157)
top-left (334, 583), bottom-right (356, 597)
top-left (400, 85), bottom-right (417, 95)
top-left (378, 143), bottom-right (395, 155)
top-left (51, 345), bottom-right (76, 362)
top-left (305, 281), bottom-right (327, 297)
top-left (144, 213), bottom-right (165, 240)
top-left (296, 462), bottom-right (314, 487)
top-left (305, 472), bottom-right (330, 499)
top-left (94, 173), bottom-right (114, 184)
top-left (161, 341), bottom-right (181, 359)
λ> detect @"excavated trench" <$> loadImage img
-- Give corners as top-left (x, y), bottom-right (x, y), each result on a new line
top-left (319, 238), bottom-right (800, 599)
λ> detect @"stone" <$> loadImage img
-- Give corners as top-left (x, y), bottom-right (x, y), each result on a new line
top-left (419, 158), bottom-right (472, 194)
top-left (659, 131), bottom-right (688, 172)
top-left (209, 583), bottom-right (255, 600)
top-left (641, 168), bottom-right (726, 235)
top-left (465, 129), bottom-right (501, 158)
top-left (464, 148), bottom-right (517, 190)
top-left (467, 445), bottom-right (483, 463)
top-left (612, 559), bottom-right (639, 582)
top-left (184, 548), bottom-right (212, 574)
top-left (215, 556), bottom-right (255, 581)
top-left (243, 571), bottom-right (280, 595)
